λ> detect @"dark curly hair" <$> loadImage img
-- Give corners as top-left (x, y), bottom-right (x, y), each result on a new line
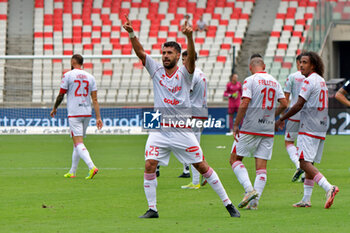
top-left (301, 51), bottom-right (324, 77)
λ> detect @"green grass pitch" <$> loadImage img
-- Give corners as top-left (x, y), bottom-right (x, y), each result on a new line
top-left (0, 135), bottom-right (349, 232)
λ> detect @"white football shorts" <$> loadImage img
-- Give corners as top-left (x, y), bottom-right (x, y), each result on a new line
top-left (144, 131), bottom-right (204, 166)
top-left (68, 117), bottom-right (90, 137)
top-left (231, 133), bottom-right (274, 160)
top-left (297, 134), bottom-right (325, 163)
top-left (285, 120), bottom-right (300, 142)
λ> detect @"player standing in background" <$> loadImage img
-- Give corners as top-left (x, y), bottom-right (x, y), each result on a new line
top-left (181, 50), bottom-right (208, 190)
top-left (50, 54), bottom-right (103, 179)
top-left (123, 16), bottom-right (240, 218)
top-left (335, 80), bottom-right (350, 107)
top-left (230, 56), bottom-right (287, 210)
top-left (223, 73), bottom-right (242, 136)
top-left (283, 55), bottom-right (306, 182)
top-left (276, 51), bottom-right (339, 208)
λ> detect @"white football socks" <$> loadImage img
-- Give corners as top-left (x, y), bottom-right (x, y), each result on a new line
top-left (286, 144), bottom-right (299, 169)
top-left (203, 167), bottom-right (232, 206)
top-left (302, 179), bottom-right (314, 202)
top-left (191, 165), bottom-right (200, 185)
top-left (232, 161), bottom-right (253, 193)
top-left (75, 143), bottom-right (94, 170)
top-left (144, 173), bottom-right (157, 212)
top-left (69, 147), bottom-right (80, 174)
top-left (314, 172), bottom-right (332, 192)
top-left (254, 169), bottom-right (267, 200)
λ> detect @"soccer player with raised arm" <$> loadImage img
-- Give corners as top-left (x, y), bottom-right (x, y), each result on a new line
top-left (230, 56), bottom-right (287, 210)
top-left (50, 54), bottom-right (103, 179)
top-left (335, 80), bottom-right (350, 107)
top-left (276, 51), bottom-right (339, 208)
top-left (123, 16), bottom-right (240, 218)
top-left (180, 50), bottom-right (208, 190)
top-left (283, 55), bottom-right (306, 182)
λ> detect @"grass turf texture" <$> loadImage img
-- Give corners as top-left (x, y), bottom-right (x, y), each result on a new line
top-left (0, 135), bottom-right (349, 233)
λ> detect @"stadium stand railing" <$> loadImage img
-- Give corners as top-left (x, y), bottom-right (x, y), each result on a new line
top-left (0, 0), bottom-right (8, 103)
top-left (264, 0), bottom-right (319, 85)
top-left (32, 0), bottom-right (255, 105)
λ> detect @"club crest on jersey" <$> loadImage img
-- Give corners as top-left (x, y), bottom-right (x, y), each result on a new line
top-left (143, 110), bottom-right (161, 129)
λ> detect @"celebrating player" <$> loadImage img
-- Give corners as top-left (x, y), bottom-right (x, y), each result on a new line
top-left (335, 80), bottom-right (350, 107)
top-left (276, 51), bottom-right (339, 208)
top-left (283, 55), bottom-right (306, 182)
top-left (230, 56), bottom-right (287, 210)
top-left (180, 50), bottom-right (208, 190)
top-left (50, 54), bottom-right (102, 179)
top-left (223, 73), bottom-right (242, 136)
top-left (123, 15), bottom-right (240, 218)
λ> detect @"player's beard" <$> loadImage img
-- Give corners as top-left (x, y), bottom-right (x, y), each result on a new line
top-left (163, 58), bottom-right (177, 69)
top-left (71, 66), bottom-right (74, 70)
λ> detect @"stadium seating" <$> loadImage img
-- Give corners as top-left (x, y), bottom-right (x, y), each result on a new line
top-left (33, 0), bottom-right (256, 104)
top-left (264, 0), bottom-right (320, 85)
top-left (0, 0), bottom-right (8, 103)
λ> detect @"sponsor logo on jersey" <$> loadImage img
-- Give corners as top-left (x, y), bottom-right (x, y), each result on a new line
top-left (163, 98), bottom-right (179, 105)
top-left (258, 118), bottom-right (274, 125)
top-left (159, 80), bottom-right (182, 93)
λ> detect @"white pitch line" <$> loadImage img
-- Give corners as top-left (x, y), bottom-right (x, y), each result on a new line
top-left (0, 167), bottom-right (346, 172)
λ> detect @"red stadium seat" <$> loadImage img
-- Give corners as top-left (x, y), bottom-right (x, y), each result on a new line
top-left (199, 50), bottom-right (209, 56)
top-left (217, 56), bottom-right (226, 63)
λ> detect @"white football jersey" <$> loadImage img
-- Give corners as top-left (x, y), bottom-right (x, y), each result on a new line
top-left (144, 55), bottom-right (193, 124)
top-left (60, 69), bottom-right (97, 117)
top-left (190, 68), bottom-right (208, 118)
top-left (240, 71), bottom-right (285, 136)
top-left (284, 71), bottom-right (305, 121)
top-left (298, 72), bottom-right (328, 139)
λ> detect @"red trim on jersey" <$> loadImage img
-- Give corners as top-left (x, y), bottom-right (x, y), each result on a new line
top-left (60, 88), bottom-right (67, 94)
top-left (160, 123), bottom-right (191, 128)
top-left (165, 67), bottom-right (179, 78)
top-left (192, 116), bottom-right (208, 119)
top-left (298, 132), bottom-right (325, 140)
top-left (240, 131), bottom-right (274, 137)
top-left (68, 115), bottom-right (92, 118)
top-left (288, 118), bottom-right (300, 122)
top-left (256, 71), bottom-right (267, 74)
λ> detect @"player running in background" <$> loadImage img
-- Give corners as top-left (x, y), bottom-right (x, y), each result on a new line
top-left (123, 16), bottom-right (240, 218)
top-left (223, 73), bottom-right (242, 136)
top-left (230, 56), bottom-right (287, 210)
top-left (283, 54), bottom-right (306, 182)
top-left (276, 51), bottom-right (339, 208)
top-left (50, 54), bottom-right (103, 179)
top-left (180, 50), bottom-right (208, 190)
top-left (335, 80), bottom-right (350, 107)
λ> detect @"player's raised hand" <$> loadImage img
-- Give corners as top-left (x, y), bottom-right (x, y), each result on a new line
top-left (233, 125), bottom-right (240, 142)
top-left (182, 20), bottom-right (193, 37)
top-left (123, 15), bottom-right (133, 33)
top-left (50, 108), bottom-right (57, 118)
top-left (96, 118), bottom-right (103, 130)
